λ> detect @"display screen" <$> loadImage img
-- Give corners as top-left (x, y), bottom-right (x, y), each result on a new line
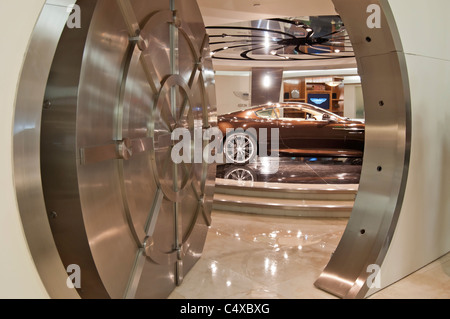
top-left (308, 93), bottom-right (331, 109)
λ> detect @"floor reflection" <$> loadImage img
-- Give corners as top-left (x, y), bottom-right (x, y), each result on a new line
top-left (216, 157), bottom-right (362, 184)
top-left (169, 211), bottom-right (450, 299)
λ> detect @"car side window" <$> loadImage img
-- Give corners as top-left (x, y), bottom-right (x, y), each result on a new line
top-left (301, 106), bottom-right (326, 120)
top-left (304, 110), bottom-right (320, 120)
top-left (255, 108), bottom-right (276, 119)
top-left (279, 107), bottom-right (307, 120)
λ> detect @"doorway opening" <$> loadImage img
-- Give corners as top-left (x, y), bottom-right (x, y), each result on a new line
top-left (170, 13), bottom-right (364, 299)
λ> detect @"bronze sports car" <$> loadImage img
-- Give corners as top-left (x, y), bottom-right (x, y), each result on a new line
top-left (218, 103), bottom-right (365, 163)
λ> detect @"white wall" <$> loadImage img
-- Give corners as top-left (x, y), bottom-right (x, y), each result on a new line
top-left (367, 0), bottom-right (450, 296)
top-left (344, 84), bottom-right (365, 119)
top-left (0, 0), bottom-right (49, 298)
top-left (214, 72), bottom-right (251, 115)
top-left (342, 75), bottom-right (363, 119)
top-left (354, 85), bottom-right (364, 119)
top-left (343, 84), bottom-right (356, 119)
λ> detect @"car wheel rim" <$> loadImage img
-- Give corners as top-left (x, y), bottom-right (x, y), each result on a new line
top-left (225, 133), bottom-right (256, 164)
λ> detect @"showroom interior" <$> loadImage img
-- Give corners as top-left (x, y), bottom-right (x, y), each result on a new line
top-left (0, 0), bottom-right (449, 299)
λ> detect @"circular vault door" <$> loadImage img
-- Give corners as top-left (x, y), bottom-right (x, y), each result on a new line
top-left (40, 0), bottom-right (216, 299)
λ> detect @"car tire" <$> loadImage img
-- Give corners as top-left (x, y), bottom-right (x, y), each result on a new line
top-left (224, 132), bottom-right (257, 164)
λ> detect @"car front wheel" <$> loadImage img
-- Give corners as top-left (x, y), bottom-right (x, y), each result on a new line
top-left (224, 132), bottom-right (257, 164)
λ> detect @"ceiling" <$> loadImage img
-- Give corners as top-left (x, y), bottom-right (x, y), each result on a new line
top-left (197, 0), bottom-right (338, 26)
top-left (197, 0), bottom-right (357, 72)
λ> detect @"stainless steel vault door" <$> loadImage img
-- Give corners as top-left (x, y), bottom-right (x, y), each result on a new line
top-left (39, 0), bottom-right (216, 299)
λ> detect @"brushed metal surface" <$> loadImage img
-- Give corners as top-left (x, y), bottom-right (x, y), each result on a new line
top-left (16, 0), bottom-right (216, 299)
top-left (13, 0), bottom-right (81, 299)
top-left (314, 0), bottom-right (411, 298)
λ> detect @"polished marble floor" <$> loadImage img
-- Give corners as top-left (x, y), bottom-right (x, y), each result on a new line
top-left (216, 157), bottom-right (362, 184)
top-left (169, 211), bottom-right (450, 299)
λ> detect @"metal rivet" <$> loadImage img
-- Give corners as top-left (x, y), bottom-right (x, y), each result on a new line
top-left (50, 211), bottom-right (58, 219)
top-left (43, 100), bottom-right (52, 110)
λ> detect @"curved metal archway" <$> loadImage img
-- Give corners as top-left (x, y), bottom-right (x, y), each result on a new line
top-left (314, 0), bottom-right (411, 298)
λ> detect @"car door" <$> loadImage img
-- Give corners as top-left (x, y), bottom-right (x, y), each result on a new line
top-left (278, 106), bottom-right (347, 154)
top-left (253, 107), bottom-right (281, 156)
top-left (277, 106), bottom-right (318, 151)
top-left (334, 121), bottom-right (365, 155)
top-left (317, 118), bottom-right (350, 152)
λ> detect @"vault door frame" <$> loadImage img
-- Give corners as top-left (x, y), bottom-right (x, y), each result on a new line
top-left (314, 0), bottom-right (411, 298)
